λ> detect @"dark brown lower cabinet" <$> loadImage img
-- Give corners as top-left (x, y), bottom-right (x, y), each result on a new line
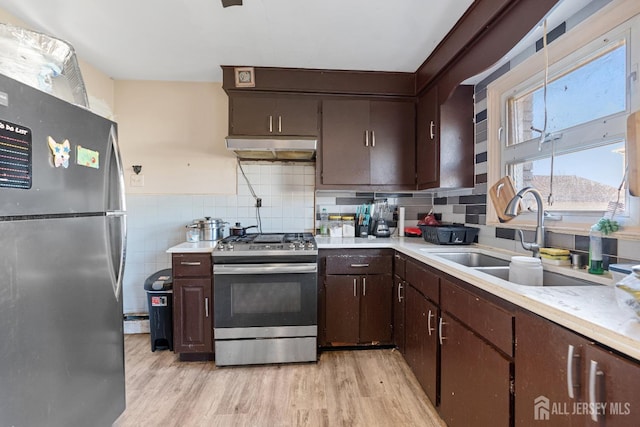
top-left (171, 252), bottom-right (213, 357)
top-left (392, 274), bottom-right (405, 354)
top-left (404, 285), bottom-right (439, 405)
top-left (516, 311), bottom-right (640, 427)
top-left (439, 313), bottom-right (511, 427)
top-left (324, 274), bottom-right (392, 345)
top-left (172, 277), bottom-right (213, 353)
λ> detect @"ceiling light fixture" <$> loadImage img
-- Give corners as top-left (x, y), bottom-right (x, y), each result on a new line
top-left (221, 0), bottom-right (242, 7)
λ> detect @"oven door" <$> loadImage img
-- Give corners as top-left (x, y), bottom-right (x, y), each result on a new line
top-left (213, 263), bottom-right (317, 329)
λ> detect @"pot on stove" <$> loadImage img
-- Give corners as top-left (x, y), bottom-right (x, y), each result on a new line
top-left (230, 222), bottom-right (257, 236)
top-left (192, 217), bottom-right (227, 241)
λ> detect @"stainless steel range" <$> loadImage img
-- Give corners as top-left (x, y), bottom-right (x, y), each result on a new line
top-left (212, 232), bottom-right (317, 366)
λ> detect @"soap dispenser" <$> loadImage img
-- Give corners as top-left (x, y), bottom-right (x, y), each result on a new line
top-left (588, 224), bottom-right (604, 274)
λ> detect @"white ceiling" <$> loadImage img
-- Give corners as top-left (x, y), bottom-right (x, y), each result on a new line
top-left (0, 0), bottom-right (476, 82)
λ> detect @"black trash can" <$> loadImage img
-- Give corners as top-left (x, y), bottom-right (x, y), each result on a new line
top-left (144, 268), bottom-right (173, 352)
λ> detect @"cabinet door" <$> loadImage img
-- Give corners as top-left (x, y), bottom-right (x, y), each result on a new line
top-left (582, 344), bottom-right (640, 427)
top-left (439, 314), bottom-right (511, 427)
top-left (230, 95), bottom-right (318, 136)
top-left (393, 275), bottom-right (405, 354)
top-left (274, 97), bottom-right (319, 135)
top-left (324, 275), bottom-right (360, 344)
top-left (359, 274), bottom-right (393, 344)
top-left (438, 85), bottom-right (474, 188)
top-left (416, 85), bottom-right (439, 188)
top-left (515, 311), bottom-right (587, 426)
top-left (321, 100), bottom-right (370, 185)
top-left (229, 95), bottom-right (276, 135)
top-left (173, 277), bottom-right (212, 353)
top-left (369, 100), bottom-right (416, 185)
top-left (405, 285), bottom-right (439, 405)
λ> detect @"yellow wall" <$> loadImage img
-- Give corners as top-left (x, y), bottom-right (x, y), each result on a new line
top-left (114, 80), bottom-right (236, 194)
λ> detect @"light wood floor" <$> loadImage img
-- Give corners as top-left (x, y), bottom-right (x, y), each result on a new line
top-left (114, 334), bottom-right (445, 427)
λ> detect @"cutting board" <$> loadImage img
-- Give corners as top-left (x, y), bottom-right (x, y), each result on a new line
top-left (489, 176), bottom-right (519, 222)
top-left (628, 111), bottom-right (640, 196)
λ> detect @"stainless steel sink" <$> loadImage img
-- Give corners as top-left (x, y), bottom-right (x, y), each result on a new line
top-left (473, 266), bottom-right (602, 286)
top-left (433, 251), bottom-right (602, 287)
top-left (433, 252), bottom-right (510, 267)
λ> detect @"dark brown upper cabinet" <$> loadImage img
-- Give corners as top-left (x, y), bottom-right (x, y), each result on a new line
top-left (228, 93), bottom-right (319, 136)
top-left (319, 98), bottom-right (415, 189)
top-left (416, 85), bottom-right (474, 190)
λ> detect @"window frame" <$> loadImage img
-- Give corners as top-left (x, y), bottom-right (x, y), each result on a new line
top-left (486, 0), bottom-right (640, 238)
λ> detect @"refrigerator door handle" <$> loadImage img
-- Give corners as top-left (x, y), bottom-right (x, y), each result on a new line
top-left (108, 125), bottom-right (127, 212)
top-left (106, 214), bottom-right (127, 301)
top-left (105, 125), bottom-right (127, 300)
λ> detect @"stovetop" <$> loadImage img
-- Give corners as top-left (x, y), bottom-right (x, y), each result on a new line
top-left (216, 232), bottom-right (316, 253)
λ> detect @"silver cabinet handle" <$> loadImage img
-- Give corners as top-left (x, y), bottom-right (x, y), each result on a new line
top-left (362, 277), bottom-right (366, 296)
top-left (428, 310), bottom-right (435, 336)
top-left (371, 130), bottom-right (375, 147)
top-left (204, 297), bottom-right (209, 318)
top-left (278, 116), bottom-right (282, 133)
top-left (365, 130), bottom-right (369, 147)
top-left (353, 278), bottom-right (358, 297)
top-left (269, 115), bottom-right (273, 133)
top-left (567, 345), bottom-right (580, 399)
top-left (588, 360), bottom-right (604, 422)
top-left (438, 317), bottom-right (446, 345)
top-left (350, 263), bottom-right (370, 268)
top-left (397, 282), bottom-right (403, 302)
top-left (181, 261), bottom-right (202, 266)
top-left (429, 121), bottom-right (435, 140)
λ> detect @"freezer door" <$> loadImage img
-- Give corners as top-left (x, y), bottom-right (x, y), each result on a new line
top-left (0, 73), bottom-right (119, 216)
top-left (0, 216), bottom-right (125, 427)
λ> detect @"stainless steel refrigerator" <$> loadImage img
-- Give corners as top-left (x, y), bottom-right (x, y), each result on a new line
top-left (0, 73), bottom-right (126, 426)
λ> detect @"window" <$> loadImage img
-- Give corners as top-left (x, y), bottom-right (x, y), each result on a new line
top-left (487, 3), bottom-right (640, 234)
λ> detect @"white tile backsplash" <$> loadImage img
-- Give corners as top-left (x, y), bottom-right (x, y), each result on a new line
top-left (122, 162), bottom-right (316, 315)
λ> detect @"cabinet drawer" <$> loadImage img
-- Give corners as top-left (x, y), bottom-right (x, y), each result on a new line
top-left (394, 252), bottom-right (406, 279)
top-left (172, 253), bottom-right (212, 277)
top-left (406, 260), bottom-right (439, 303)
top-left (326, 254), bottom-right (392, 275)
top-left (441, 279), bottom-right (513, 356)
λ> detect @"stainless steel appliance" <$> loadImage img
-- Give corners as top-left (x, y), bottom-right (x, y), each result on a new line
top-left (192, 217), bottom-right (227, 241)
top-left (225, 136), bottom-right (317, 161)
top-left (213, 233), bottom-right (317, 366)
top-left (0, 74), bottom-right (126, 426)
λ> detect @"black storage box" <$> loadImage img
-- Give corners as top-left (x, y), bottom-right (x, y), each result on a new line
top-left (418, 225), bottom-right (479, 245)
top-left (144, 268), bottom-right (173, 351)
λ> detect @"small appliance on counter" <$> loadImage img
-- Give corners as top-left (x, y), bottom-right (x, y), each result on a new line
top-left (373, 218), bottom-right (391, 237)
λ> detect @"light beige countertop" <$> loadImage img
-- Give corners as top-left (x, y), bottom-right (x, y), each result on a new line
top-left (316, 236), bottom-right (640, 361)
top-left (166, 240), bottom-right (218, 253)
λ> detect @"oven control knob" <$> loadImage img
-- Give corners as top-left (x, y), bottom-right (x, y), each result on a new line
top-left (298, 242), bottom-right (305, 249)
top-left (306, 242), bottom-right (315, 249)
top-left (289, 243), bottom-right (296, 249)
top-left (227, 243), bottom-right (234, 250)
top-left (217, 244), bottom-right (225, 251)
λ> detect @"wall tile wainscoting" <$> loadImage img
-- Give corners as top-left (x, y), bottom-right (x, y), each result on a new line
top-left (122, 162), bottom-right (315, 317)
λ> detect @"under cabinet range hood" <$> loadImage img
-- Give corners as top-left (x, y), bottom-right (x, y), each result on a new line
top-left (225, 136), bottom-right (317, 161)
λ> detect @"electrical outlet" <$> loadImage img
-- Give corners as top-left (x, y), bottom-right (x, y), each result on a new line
top-left (130, 174), bottom-right (144, 187)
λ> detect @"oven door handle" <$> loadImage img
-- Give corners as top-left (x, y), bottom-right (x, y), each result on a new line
top-left (213, 263), bottom-right (318, 275)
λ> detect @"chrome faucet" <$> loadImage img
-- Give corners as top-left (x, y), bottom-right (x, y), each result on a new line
top-left (504, 187), bottom-right (545, 257)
